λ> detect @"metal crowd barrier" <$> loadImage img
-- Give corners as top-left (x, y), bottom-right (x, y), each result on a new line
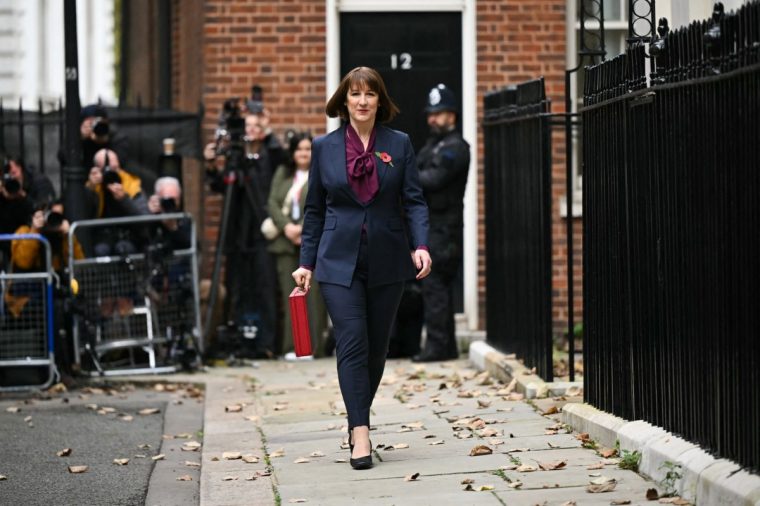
top-left (0, 234), bottom-right (57, 391)
top-left (68, 214), bottom-right (202, 376)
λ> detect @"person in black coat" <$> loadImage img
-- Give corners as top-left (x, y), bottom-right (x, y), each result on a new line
top-left (412, 84), bottom-right (471, 363)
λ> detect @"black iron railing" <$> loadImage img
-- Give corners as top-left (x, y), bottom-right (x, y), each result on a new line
top-left (483, 78), bottom-right (553, 380)
top-left (583, 1), bottom-right (760, 472)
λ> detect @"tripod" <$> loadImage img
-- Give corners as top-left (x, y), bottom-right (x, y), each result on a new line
top-left (202, 138), bottom-right (272, 358)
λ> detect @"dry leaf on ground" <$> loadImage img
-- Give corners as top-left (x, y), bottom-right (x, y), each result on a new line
top-left (152, 454), bottom-right (166, 461)
top-left (181, 441), bottom-right (202, 452)
top-left (225, 404), bottom-right (242, 413)
top-left (138, 408), bottom-right (160, 415)
top-left (392, 443), bottom-right (409, 449)
top-left (587, 477), bottom-right (617, 493)
top-left (404, 473), bottom-right (420, 481)
top-left (469, 445), bottom-right (493, 456)
top-left (428, 439), bottom-right (445, 446)
top-left (658, 498), bottom-right (691, 505)
top-left (599, 447), bottom-right (618, 458)
top-left (120, 415), bottom-right (134, 422)
top-left (113, 458), bottom-right (129, 466)
top-left (0, 475), bottom-right (6, 480)
top-left (476, 485), bottom-right (495, 491)
top-left (68, 465), bottom-right (88, 474)
top-left (646, 489), bottom-right (660, 500)
top-left (294, 457), bottom-right (310, 464)
top-left (610, 500), bottom-right (632, 505)
top-left (587, 462), bottom-right (605, 470)
top-left (222, 452), bottom-right (242, 460)
top-left (461, 478), bottom-right (475, 484)
top-left (177, 475), bottom-right (192, 481)
top-left (222, 476), bottom-right (238, 481)
top-left (289, 500), bottom-right (307, 504)
top-left (310, 451), bottom-right (325, 457)
top-left (477, 400), bottom-right (492, 409)
top-left (516, 464), bottom-right (538, 472)
top-left (559, 502), bottom-right (576, 506)
top-left (242, 455), bottom-right (259, 463)
top-left (543, 406), bottom-right (559, 415)
top-left (57, 448), bottom-right (72, 457)
top-left (185, 461), bottom-right (201, 468)
top-left (507, 481), bottom-right (523, 489)
top-left (538, 460), bottom-right (567, 471)
top-left (6, 406), bottom-right (20, 413)
top-left (269, 448), bottom-right (286, 458)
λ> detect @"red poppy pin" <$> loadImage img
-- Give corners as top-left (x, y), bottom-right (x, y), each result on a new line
top-left (375, 151), bottom-right (394, 167)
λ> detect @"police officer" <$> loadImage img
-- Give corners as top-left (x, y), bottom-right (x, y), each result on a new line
top-left (412, 84), bottom-right (470, 362)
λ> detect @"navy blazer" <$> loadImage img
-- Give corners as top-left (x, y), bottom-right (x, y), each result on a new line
top-left (300, 124), bottom-right (429, 287)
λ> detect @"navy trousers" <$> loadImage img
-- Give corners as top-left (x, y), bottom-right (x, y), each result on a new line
top-left (319, 235), bottom-right (404, 430)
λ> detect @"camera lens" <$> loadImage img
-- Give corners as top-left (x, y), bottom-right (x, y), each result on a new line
top-left (2, 175), bottom-right (20, 195)
top-left (45, 211), bottom-right (64, 228)
top-left (102, 168), bottom-right (122, 185)
top-left (92, 118), bottom-right (110, 137)
top-left (160, 197), bottom-right (177, 213)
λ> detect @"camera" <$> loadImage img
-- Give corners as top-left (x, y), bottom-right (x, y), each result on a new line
top-left (45, 211), bottom-right (64, 229)
top-left (159, 197), bottom-right (178, 213)
top-left (102, 167), bottom-right (122, 185)
top-left (91, 116), bottom-right (110, 137)
top-left (2, 173), bottom-right (20, 195)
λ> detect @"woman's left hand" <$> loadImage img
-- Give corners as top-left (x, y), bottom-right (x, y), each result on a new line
top-left (413, 249), bottom-right (432, 280)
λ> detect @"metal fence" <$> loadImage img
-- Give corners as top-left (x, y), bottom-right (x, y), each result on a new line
top-left (583, 2), bottom-right (760, 472)
top-left (483, 78), bottom-right (554, 380)
top-left (0, 234), bottom-right (57, 391)
top-left (68, 214), bottom-right (202, 376)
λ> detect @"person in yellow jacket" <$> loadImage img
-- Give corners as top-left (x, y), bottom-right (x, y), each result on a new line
top-left (85, 148), bottom-right (148, 256)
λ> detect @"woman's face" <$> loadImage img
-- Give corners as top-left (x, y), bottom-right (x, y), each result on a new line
top-left (245, 114), bottom-right (263, 140)
top-left (294, 139), bottom-right (312, 169)
top-left (346, 83), bottom-right (378, 126)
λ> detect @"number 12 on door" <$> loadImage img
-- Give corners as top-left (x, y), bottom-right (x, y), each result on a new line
top-left (390, 53), bottom-right (412, 70)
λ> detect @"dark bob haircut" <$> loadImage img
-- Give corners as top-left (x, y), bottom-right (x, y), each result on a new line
top-left (325, 66), bottom-right (400, 123)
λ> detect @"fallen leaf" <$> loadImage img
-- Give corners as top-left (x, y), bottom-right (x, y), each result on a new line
top-left (543, 406), bottom-right (559, 415)
top-left (23, 416), bottom-right (32, 422)
top-left (57, 448), bottom-right (72, 457)
top-left (152, 454), bottom-right (166, 461)
top-left (576, 432), bottom-right (591, 442)
top-left (477, 400), bottom-right (491, 409)
top-left (181, 441), bottom-right (202, 452)
top-left (516, 464), bottom-right (538, 472)
top-left (489, 438), bottom-right (504, 446)
top-left (185, 461), bottom-right (201, 468)
top-left (478, 428), bottom-right (500, 438)
top-left (423, 434), bottom-right (437, 439)
top-left (175, 433), bottom-right (193, 439)
top-left (222, 476), bottom-right (238, 481)
top-left (68, 465), bottom-right (88, 474)
top-left (646, 489), bottom-right (660, 500)
top-left (402, 422), bottom-right (425, 430)
top-left (289, 500), bottom-right (307, 504)
top-left (138, 408), bottom-right (160, 415)
top-left (85, 404), bottom-right (98, 411)
top-left (610, 500), bottom-right (632, 505)
top-left (0, 475), bottom-right (6, 480)
top-left (538, 460), bottom-right (567, 471)
top-left (223, 452), bottom-right (242, 460)
top-left (177, 475), bottom-right (192, 481)
top-left (658, 498), bottom-right (690, 505)
top-left (334, 458), bottom-right (347, 463)
top-left (469, 445), bottom-right (493, 456)
top-left (6, 407), bottom-right (20, 413)
top-left (587, 462), bottom-right (605, 470)
top-left (461, 478), bottom-right (475, 484)
top-left (269, 448), bottom-right (286, 458)
top-left (599, 447), bottom-right (618, 458)
top-left (48, 382), bottom-right (67, 393)
top-left (590, 476), bottom-right (616, 486)
top-left (506, 392), bottom-right (525, 401)
top-left (245, 415), bottom-right (260, 422)
top-left (476, 485), bottom-right (495, 491)
top-left (225, 404), bottom-right (242, 413)
top-left (273, 404), bottom-right (288, 411)
top-left (256, 469), bottom-right (272, 477)
top-left (404, 472), bottom-right (420, 482)
top-left (428, 440), bottom-right (445, 446)
top-left (309, 451), bottom-right (325, 457)
top-left (245, 475), bottom-right (257, 481)
top-left (559, 502), bottom-right (576, 506)
top-left (587, 482), bottom-right (617, 493)
top-left (393, 443), bottom-right (409, 450)
top-left (294, 457), bottom-right (310, 464)
top-left (500, 464), bottom-right (518, 471)
top-left (120, 415), bottom-right (134, 422)
top-left (507, 481), bottom-right (523, 489)
top-left (113, 458), bottom-right (129, 466)
top-left (138, 443), bottom-right (152, 449)
top-left (242, 455), bottom-right (259, 463)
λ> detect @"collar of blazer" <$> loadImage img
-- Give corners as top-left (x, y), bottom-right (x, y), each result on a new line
top-left (328, 124), bottom-right (393, 206)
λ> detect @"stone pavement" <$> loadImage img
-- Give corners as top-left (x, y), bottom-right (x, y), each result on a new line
top-left (196, 358), bottom-right (661, 506)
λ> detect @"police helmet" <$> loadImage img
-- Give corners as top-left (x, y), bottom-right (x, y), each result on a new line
top-left (424, 84), bottom-right (457, 114)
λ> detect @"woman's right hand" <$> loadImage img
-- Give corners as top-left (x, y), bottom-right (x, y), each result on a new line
top-left (292, 267), bottom-right (312, 292)
top-left (283, 223), bottom-right (302, 245)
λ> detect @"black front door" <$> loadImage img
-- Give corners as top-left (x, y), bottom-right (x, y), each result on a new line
top-left (340, 12), bottom-right (462, 152)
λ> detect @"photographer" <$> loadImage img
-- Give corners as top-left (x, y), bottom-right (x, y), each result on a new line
top-left (85, 148), bottom-right (149, 257)
top-left (8, 201), bottom-right (83, 375)
top-left (0, 157), bottom-right (35, 269)
top-left (147, 176), bottom-right (191, 251)
top-left (79, 104), bottom-right (130, 170)
top-left (204, 100), bottom-right (278, 359)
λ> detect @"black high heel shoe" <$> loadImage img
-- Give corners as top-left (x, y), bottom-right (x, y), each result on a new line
top-left (349, 431), bottom-right (373, 470)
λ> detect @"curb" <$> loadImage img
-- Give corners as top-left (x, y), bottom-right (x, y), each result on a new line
top-left (562, 403), bottom-right (760, 505)
top-left (468, 340), bottom-right (581, 398)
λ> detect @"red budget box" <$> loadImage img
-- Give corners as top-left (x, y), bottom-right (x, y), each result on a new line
top-left (289, 287), bottom-right (313, 357)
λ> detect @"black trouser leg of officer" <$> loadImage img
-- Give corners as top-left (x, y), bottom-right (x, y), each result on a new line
top-left (319, 234), bottom-right (404, 430)
top-left (419, 258), bottom-right (459, 360)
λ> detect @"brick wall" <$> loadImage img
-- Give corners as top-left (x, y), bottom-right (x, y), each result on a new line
top-left (177, 0), bottom-right (581, 333)
top-left (475, 0), bottom-right (581, 336)
top-left (199, 0), bottom-right (327, 276)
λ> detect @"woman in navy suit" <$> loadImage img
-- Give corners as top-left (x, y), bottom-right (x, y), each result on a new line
top-left (292, 67), bottom-right (431, 470)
